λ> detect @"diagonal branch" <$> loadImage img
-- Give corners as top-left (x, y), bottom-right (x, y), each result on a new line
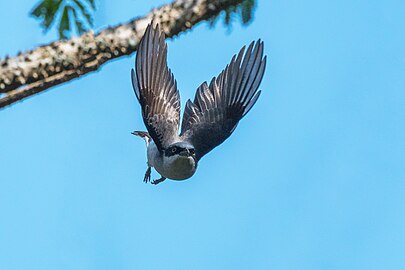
top-left (0, 0), bottom-right (244, 109)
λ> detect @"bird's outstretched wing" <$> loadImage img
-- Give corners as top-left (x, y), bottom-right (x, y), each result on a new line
top-left (131, 24), bottom-right (180, 152)
top-left (180, 40), bottom-right (266, 160)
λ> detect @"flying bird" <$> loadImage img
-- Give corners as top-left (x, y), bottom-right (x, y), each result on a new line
top-left (131, 23), bottom-right (266, 185)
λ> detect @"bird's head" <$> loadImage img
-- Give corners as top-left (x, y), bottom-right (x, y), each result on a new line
top-left (164, 142), bottom-right (196, 159)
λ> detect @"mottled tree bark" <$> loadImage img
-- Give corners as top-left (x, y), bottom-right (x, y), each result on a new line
top-left (0, 0), bottom-right (244, 109)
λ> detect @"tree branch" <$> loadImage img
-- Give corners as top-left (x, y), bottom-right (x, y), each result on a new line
top-left (0, 0), bottom-right (244, 109)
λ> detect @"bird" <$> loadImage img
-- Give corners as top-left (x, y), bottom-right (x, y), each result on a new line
top-left (131, 23), bottom-right (266, 185)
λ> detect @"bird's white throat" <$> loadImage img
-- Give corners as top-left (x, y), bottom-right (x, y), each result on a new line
top-left (162, 155), bottom-right (196, 180)
top-left (147, 141), bottom-right (197, 180)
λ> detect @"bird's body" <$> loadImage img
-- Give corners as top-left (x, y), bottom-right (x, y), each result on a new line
top-left (147, 140), bottom-right (197, 180)
top-left (131, 23), bottom-right (266, 185)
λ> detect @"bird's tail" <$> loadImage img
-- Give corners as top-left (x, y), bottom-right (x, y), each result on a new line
top-left (131, 131), bottom-right (152, 147)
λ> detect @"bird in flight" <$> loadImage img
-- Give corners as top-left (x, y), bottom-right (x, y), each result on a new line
top-left (131, 23), bottom-right (266, 185)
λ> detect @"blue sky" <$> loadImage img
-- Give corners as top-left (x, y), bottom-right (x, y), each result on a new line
top-left (1, 0), bottom-right (404, 269)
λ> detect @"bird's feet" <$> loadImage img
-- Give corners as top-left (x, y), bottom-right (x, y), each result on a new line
top-left (143, 167), bottom-right (152, 183)
top-left (151, 176), bottom-right (166, 185)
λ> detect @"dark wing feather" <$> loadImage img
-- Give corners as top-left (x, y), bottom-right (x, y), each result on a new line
top-left (180, 40), bottom-right (266, 160)
top-left (131, 24), bottom-right (180, 152)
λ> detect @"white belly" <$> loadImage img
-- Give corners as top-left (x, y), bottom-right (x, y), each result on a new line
top-left (147, 142), bottom-right (197, 180)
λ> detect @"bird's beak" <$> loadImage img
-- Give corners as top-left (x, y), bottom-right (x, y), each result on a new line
top-left (179, 149), bottom-right (190, 157)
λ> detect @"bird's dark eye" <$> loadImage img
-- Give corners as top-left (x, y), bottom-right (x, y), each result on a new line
top-left (190, 149), bottom-right (195, 155)
top-left (171, 147), bottom-right (177, 153)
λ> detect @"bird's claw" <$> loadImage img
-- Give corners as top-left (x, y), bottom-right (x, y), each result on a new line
top-left (143, 167), bottom-right (151, 183)
top-left (151, 176), bottom-right (166, 185)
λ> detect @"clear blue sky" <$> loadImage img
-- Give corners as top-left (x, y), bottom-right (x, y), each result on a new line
top-left (1, 0), bottom-right (404, 269)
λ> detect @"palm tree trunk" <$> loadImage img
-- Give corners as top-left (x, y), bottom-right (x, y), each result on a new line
top-left (0, 0), bottom-right (244, 109)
